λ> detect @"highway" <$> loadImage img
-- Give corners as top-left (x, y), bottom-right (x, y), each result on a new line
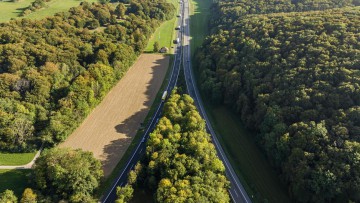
top-left (101, 4), bottom-right (184, 203)
top-left (102, 0), bottom-right (252, 202)
top-left (181, 0), bottom-right (252, 202)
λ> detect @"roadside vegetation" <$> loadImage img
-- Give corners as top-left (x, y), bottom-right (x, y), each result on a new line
top-left (197, 0), bottom-right (360, 202)
top-left (116, 90), bottom-right (230, 202)
top-left (144, 0), bottom-right (179, 53)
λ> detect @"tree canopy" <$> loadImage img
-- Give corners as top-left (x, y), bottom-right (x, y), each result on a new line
top-left (0, 1), bottom-right (175, 152)
top-left (33, 148), bottom-right (103, 203)
top-left (118, 90), bottom-right (230, 202)
top-left (197, 0), bottom-right (360, 202)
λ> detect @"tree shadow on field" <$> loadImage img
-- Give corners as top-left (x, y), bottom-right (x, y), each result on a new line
top-left (101, 55), bottom-right (169, 177)
top-left (0, 169), bottom-right (31, 197)
top-left (14, 6), bottom-right (28, 16)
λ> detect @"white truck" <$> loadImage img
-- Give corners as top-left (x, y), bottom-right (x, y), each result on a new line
top-left (161, 91), bottom-right (168, 101)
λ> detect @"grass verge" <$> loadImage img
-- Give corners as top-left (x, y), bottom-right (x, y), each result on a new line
top-left (0, 152), bottom-right (36, 166)
top-left (144, 0), bottom-right (180, 53)
top-left (0, 0), bottom-right (98, 23)
top-left (204, 105), bottom-right (291, 202)
top-left (189, 0), bottom-right (211, 56)
top-left (96, 53), bottom-right (175, 199)
top-left (0, 169), bottom-right (31, 197)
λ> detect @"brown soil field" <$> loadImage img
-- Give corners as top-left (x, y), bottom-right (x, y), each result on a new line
top-left (60, 54), bottom-right (169, 177)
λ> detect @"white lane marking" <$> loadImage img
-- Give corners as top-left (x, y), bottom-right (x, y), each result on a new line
top-left (139, 148), bottom-right (143, 154)
top-left (234, 190), bottom-right (239, 197)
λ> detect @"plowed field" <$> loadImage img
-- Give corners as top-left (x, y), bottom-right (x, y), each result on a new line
top-left (60, 54), bottom-right (169, 177)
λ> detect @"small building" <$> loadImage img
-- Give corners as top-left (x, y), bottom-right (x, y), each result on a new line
top-left (159, 47), bottom-right (169, 53)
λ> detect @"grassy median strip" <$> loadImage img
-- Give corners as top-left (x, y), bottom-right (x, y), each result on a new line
top-left (204, 105), bottom-right (291, 202)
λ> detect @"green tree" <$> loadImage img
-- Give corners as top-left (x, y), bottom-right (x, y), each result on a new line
top-left (116, 185), bottom-right (133, 203)
top-left (20, 188), bottom-right (37, 203)
top-left (115, 3), bottom-right (127, 19)
top-left (0, 190), bottom-right (18, 203)
top-left (153, 41), bottom-right (160, 53)
top-left (33, 148), bottom-right (103, 203)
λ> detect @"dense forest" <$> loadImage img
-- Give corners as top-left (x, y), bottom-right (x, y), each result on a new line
top-left (197, 0), bottom-right (360, 202)
top-left (117, 90), bottom-right (230, 202)
top-left (0, 1), bottom-right (175, 152)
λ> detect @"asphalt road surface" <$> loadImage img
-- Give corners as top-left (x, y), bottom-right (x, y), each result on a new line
top-left (181, 0), bottom-right (252, 202)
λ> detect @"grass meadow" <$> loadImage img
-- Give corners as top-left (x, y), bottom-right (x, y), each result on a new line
top-left (0, 0), bottom-right (98, 23)
top-left (0, 152), bottom-right (36, 166)
top-left (144, 0), bottom-right (179, 53)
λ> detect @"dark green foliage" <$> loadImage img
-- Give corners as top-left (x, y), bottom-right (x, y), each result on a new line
top-left (0, 1), bottom-right (175, 152)
top-left (197, 1), bottom-right (360, 202)
top-left (119, 90), bottom-right (230, 202)
top-left (33, 148), bottom-right (103, 203)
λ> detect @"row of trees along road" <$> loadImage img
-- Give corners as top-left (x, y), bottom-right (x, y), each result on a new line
top-left (0, 1), bottom-right (175, 152)
top-left (196, 0), bottom-right (360, 202)
top-left (116, 90), bottom-right (231, 203)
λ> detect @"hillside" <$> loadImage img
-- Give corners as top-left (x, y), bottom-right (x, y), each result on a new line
top-left (0, 1), bottom-right (175, 152)
top-left (197, 1), bottom-right (360, 202)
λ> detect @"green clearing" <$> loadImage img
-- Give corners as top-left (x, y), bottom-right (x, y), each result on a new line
top-left (24, 0), bottom-right (98, 21)
top-left (144, 0), bottom-right (179, 53)
top-left (189, 0), bottom-right (291, 201)
top-left (0, 169), bottom-right (31, 197)
top-left (0, 152), bottom-right (36, 166)
top-left (0, 0), bottom-right (33, 22)
top-left (0, 0), bottom-right (98, 23)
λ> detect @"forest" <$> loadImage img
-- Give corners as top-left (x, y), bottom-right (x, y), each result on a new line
top-left (117, 90), bottom-right (230, 202)
top-left (197, 0), bottom-right (360, 202)
top-left (0, 1), bottom-right (175, 152)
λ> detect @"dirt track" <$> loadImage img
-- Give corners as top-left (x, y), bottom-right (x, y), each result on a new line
top-left (60, 54), bottom-right (169, 177)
